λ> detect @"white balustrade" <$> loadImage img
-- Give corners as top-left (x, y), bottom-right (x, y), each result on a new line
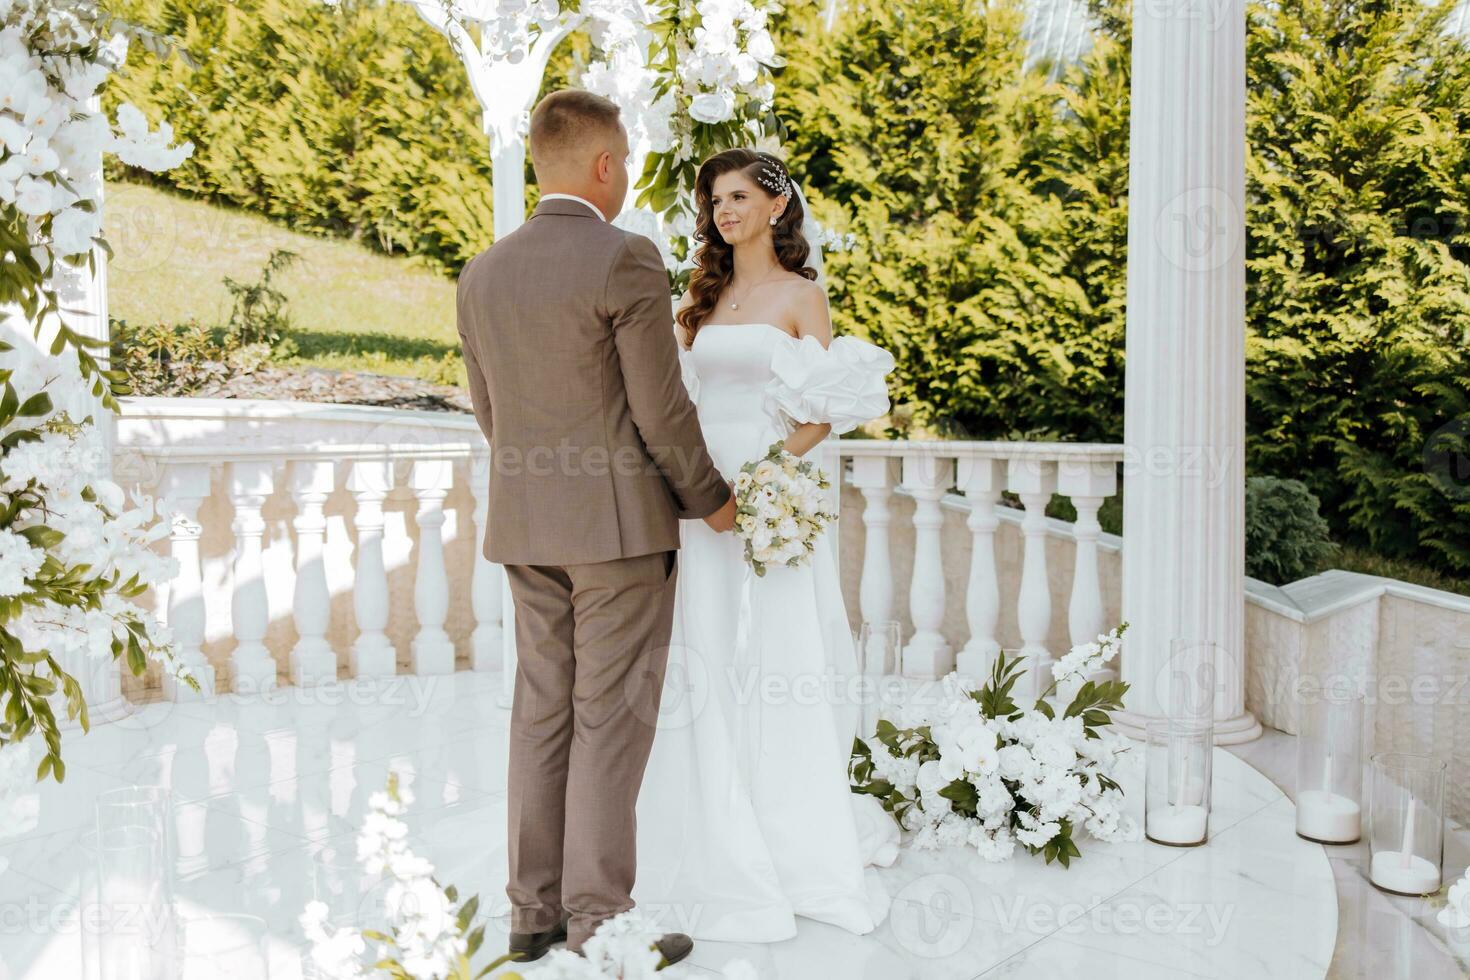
top-left (162, 462), bottom-right (215, 700)
top-left (956, 457), bottom-right (1004, 680)
top-left (1010, 456), bottom-right (1058, 680)
top-left (1059, 458), bottom-right (1118, 696)
top-left (348, 459), bottom-right (396, 677)
top-left (289, 459), bottom-right (337, 686)
top-left (410, 458), bottom-right (457, 675)
top-left (228, 460), bottom-right (278, 693)
top-left (900, 453), bottom-right (955, 677)
top-left (110, 398), bottom-right (1142, 728)
top-left (468, 450), bottom-right (504, 671)
top-left (851, 456), bottom-right (897, 634)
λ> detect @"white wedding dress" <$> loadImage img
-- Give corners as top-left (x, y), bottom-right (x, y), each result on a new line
top-left (632, 322), bottom-right (900, 942)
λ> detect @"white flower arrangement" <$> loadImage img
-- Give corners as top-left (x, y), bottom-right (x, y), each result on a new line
top-left (1, 0), bottom-right (194, 786)
top-left (2, 0), bottom-right (194, 405)
top-left (731, 440), bottom-right (837, 577)
top-left (302, 772), bottom-right (758, 979)
top-left (632, 0), bottom-right (783, 224)
top-left (0, 340), bottom-right (194, 781)
top-left (850, 625), bottom-right (1139, 867)
top-left (1438, 868), bottom-right (1470, 930)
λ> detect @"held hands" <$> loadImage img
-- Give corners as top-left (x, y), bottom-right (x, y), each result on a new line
top-left (702, 481), bottom-right (738, 533)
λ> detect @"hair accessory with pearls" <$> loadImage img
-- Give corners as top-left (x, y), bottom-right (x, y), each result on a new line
top-left (754, 160), bottom-right (792, 201)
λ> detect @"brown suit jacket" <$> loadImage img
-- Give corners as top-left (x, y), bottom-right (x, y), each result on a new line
top-left (456, 197), bottom-right (732, 566)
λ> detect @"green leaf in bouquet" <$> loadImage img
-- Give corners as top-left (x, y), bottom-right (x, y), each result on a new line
top-left (938, 778), bottom-right (979, 817)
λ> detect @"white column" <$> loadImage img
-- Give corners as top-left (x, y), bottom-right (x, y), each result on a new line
top-left (410, 459), bottom-right (456, 675)
top-left (162, 462), bottom-right (215, 701)
top-left (1010, 457), bottom-right (1057, 678)
top-left (1117, 0), bottom-right (1260, 743)
top-left (900, 453), bottom-right (954, 678)
top-left (228, 460), bottom-right (278, 693)
top-left (468, 451), bottom-right (504, 672)
top-left (956, 456), bottom-right (1004, 680)
top-left (1057, 458), bottom-right (1117, 697)
top-left (348, 460), bottom-right (396, 677)
top-left (289, 459), bottom-right (337, 686)
top-left (850, 455), bottom-right (897, 632)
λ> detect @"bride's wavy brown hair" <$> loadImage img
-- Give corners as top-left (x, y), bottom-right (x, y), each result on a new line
top-left (675, 149), bottom-right (817, 348)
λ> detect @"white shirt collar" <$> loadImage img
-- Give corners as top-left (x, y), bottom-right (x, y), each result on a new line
top-left (539, 193), bottom-right (608, 223)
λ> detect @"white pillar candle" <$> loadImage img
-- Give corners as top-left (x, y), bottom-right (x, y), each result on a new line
top-left (1295, 790), bottom-right (1361, 843)
top-left (1369, 851), bottom-right (1440, 895)
top-left (1147, 804), bottom-right (1209, 845)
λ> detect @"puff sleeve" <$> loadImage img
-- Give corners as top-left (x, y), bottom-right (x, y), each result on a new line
top-left (762, 334), bottom-right (896, 436)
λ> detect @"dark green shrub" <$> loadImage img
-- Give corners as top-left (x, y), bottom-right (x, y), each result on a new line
top-left (1245, 476), bottom-right (1339, 585)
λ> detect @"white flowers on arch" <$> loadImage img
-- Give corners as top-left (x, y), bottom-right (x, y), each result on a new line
top-left (1, 0), bottom-right (196, 789)
top-left (401, 0), bottom-right (787, 264)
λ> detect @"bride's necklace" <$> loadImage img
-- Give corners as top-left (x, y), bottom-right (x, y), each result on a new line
top-left (727, 261), bottom-right (782, 311)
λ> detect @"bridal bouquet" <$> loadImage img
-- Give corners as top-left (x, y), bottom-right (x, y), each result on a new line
top-left (849, 625), bottom-right (1139, 867)
top-left (732, 441), bottom-right (837, 577)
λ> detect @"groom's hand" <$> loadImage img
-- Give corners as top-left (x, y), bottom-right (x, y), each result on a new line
top-left (703, 492), bottom-right (737, 533)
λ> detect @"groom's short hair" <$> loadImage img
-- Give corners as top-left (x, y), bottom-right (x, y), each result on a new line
top-left (529, 89), bottom-right (622, 176)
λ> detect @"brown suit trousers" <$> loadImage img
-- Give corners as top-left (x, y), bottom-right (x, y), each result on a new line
top-left (455, 197), bottom-right (730, 949)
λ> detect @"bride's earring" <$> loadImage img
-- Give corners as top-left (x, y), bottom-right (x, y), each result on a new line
top-left (769, 216), bottom-right (778, 226)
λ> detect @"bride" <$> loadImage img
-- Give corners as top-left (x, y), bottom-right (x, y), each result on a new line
top-left (632, 149), bottom-right (899, 942)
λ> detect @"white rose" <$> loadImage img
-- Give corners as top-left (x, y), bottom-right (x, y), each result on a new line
top-left (688, 90), bottom-right (736, 124)
top-left (752, 460), bottom-right (778, 485)
top-left (746, 29), bottom-right (776, 65)
top-left (776, 516), bottom-right (799, 538)
top-left (997, 744), bottom-right (1035, 781)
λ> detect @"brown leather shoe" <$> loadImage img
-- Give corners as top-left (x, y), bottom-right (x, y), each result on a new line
top-left (567, 931), bottom-right (694, 969)
top-left (653, 932), bottom-right (694, 969)
top-left (507, 913), bottom-right (570, 963)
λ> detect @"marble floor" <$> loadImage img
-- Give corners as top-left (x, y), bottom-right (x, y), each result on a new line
top-left (0, 671), bottom-right (1455, 979)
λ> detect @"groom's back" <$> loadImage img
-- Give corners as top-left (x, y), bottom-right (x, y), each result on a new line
top-left (457, 197), bottom-right (688, 566)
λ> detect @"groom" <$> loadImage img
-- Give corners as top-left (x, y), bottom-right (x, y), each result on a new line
top-left (456, 88), bottom-right (737, 964)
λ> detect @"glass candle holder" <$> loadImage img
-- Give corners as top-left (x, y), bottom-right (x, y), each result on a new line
top-left (1295, 681), bottom-right (1364, 844)
top-left (94, 786), bottom-right (179, 980)
top-left (1145, 718), bottom-right (1213, 847)
top-left (1368, 752), bottom-right (1446, 896)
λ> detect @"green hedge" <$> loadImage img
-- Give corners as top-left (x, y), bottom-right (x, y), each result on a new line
top-left (778, 0), bottom-right (1470, 574)
top-left (103, 0), bottom-right (582, 274)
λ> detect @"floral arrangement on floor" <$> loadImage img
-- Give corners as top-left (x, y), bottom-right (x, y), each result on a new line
top-left (849, 624), bottom-right (1139, 867)
top-left (732, 440), bottom-right (836, 576)
top-left (302, 772), bottom-right (759, 979)
top-left (1438, 868), bottom-right (1470, 933)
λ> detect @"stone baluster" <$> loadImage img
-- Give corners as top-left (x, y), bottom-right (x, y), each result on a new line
top-left (468, 450), bottom-right (503, 671)
top-left (162, 462), bottom-right (215, 700)
top-left (956, 456), bottom-right (1004, 681)
top-left (900, 453), bottom-right (955, 678)
top-left (850, 456), bottom-right (897, 635)
top-left (228, 460), bottom-right (277, 693)
top-left (410, 459), bottom-right (456, 675)
top-left (1058, 458), bottom-right (1118, 695)
top-left (818, 439), bottom-right (844, 562)
top-left (1009, 456), bottom-right (1058, 689)
top-left (348, 460), bottom-right (395, 677)
top-left (289, 459), bottom-right (337, 686)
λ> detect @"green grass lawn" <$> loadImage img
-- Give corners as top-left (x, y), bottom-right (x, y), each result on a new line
top-left (103, 180), bottom-right (465, 384)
